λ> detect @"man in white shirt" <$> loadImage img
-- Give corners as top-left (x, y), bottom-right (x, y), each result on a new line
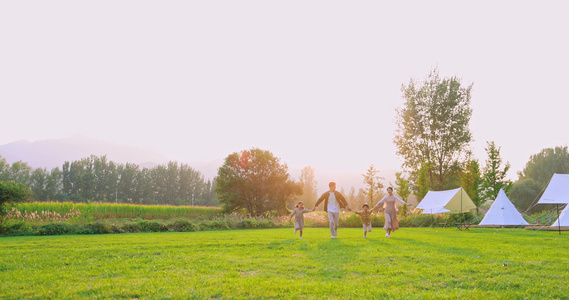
top-left (313, 182), bottom-right (350, 238)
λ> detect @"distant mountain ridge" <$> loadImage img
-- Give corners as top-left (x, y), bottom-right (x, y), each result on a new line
top-left (0, 135), bottom-right (170, 170)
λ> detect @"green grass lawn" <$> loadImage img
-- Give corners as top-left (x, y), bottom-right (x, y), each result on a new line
top-left (1, 227), bottom-right (567, 299)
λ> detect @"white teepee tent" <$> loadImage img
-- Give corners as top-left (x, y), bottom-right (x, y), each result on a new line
top-left (537, 174), bottom-right (569, 205)
top-left (536, 174), bottom-right (569, 231)
top-left (479, 189), bottom-right (529, 226)
top-left (551, 204), bottom-right (569, 227)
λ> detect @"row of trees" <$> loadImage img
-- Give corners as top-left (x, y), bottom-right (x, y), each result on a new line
top-left (0, 155), bottom-right (218, 206)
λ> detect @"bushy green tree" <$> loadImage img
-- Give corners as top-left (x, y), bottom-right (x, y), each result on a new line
top-left (0, 181), bottom-right (31, 216)
top-left (216, 148), bottom-right (301, 216)
top-left (8, 161), bottom-right (33, 184)
top-left (480, 141), bottom-right (512, 202)
top-left (518, 146), bottom-right (569, 187)
top-left (394, 68), bottom-right (473, 190)
top-left (0, 156), bottom-right (10, 181)
top-left (46, 167), bottom-right (63, 201)
top-left (511, 145), bottom-right (569, 213)
top-left (30, 168), bottom-right (49, 201)
top-left (509, 178), bottom-right (543, 213)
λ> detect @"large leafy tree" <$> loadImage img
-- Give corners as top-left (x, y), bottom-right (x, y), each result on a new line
top-left (215, 148), bottom-right (301, 216)
top-left (0, 181), bottom-right (31, 217)
top-left (480, 141), bottom-right (512, 201)
top-left (8, 161), bottom-right (33, 185)
top-left (0, 156), bottom-right (10, 182)
top-left (509, 178), bottom-right (543, 213)
top-left (30, 168), bottom-right (49, 201)
top-left (46, 167), bottom-right (63, 201)
top-left (117, 163), bottom-right (139, 203)
top-left (394, 68), bottom-right (473, 190)
top-left (510, 146), bottom-right (569, 213)
top-left (518, 146), bottom-right (569, 187)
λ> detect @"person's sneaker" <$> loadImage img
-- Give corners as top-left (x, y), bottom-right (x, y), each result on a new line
top-left (299, 236), bottom-right (302, 239)
top-left (386, 233), bottom-right (390, 238)
top-left (294, 229), bottom-right (297, 234)
top-left (331, 236), bottom-right (335, 239)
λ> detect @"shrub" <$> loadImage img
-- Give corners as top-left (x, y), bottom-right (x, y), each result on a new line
top-left (238, 219), bottom-right (258, 229)
top-left (138, 220), bottom-right (167, 232)
top-left (371, 214), bottom-right (385, 227)
top-left (210, 219), bottom-right (230, 230)
top-left (448, 212), bottom-right (475, 225)
top-left (258, 219), bottom-right (275, 229)
top-left (198, 222), bottom-right (210, 231)
top-left (168, 220), bottom-right (197, 232)
top-left (121, 222), bottom-right (142, 233)
top-left (0, 220), bottom-right (37, 236)
top-left (341, 213), bottom-right (363, 228)
top-left (86, 221), bottom-right (112, 234)
top-left (76, 225), bottom-right (96, 235)
top-left (110, 224), bottom-right (126, 234)
top-left (37, 223), bottom-right (75, 235)
top-left (303, 212), bottom-right (330, 227)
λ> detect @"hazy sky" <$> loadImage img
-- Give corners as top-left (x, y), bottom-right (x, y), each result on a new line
top-left (1, 1), bottom-right (568, 183)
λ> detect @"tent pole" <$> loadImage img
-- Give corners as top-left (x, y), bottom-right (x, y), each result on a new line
top-left (557, 204), bottom-right (561, 235)
top-left (461, 188), bottom-right (464, 230)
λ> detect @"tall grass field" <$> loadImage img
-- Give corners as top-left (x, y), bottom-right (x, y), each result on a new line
top-left (9, 202), bottom-right (222, 220)
top-left (1, 227), bottom-right (567, 299)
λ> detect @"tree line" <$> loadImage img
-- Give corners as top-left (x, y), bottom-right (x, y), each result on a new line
top-left (0, 155), bottom-right (218, 206)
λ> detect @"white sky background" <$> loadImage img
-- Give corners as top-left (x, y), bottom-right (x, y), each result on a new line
top-left (1, 1), bottom-right (568, 183)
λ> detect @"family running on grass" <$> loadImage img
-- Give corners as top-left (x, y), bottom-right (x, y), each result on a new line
top-left (289, 182), bottom-right (406, 239)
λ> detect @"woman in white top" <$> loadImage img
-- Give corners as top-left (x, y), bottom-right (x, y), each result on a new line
top-left (372, 187), bottom-right (406, 238)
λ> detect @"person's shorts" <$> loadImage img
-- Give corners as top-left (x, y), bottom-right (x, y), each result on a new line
top-left (363, 224), bottom-right (372, 232)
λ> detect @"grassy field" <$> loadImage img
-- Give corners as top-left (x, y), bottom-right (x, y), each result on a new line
top-left (1, 227), bottom-right (568, 299)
